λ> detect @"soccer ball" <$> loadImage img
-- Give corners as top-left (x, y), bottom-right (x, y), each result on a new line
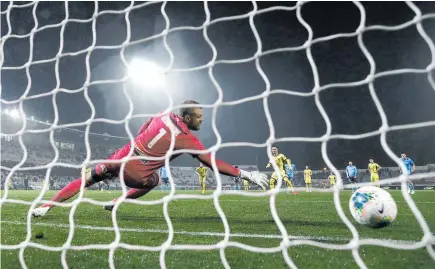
top-left (349, 186), bottom-right (397, 228)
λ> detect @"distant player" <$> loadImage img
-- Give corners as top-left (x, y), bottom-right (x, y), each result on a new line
top-left (399, 153), bottom-right (415, 194)
top-left (267, 147), bottom-right (297, 195)
top-left (31, 100), bottom-right (268, 217)
top-left (42, 179), bottom-right (49, 190)
top-left (368, 159), bottom-right (381, 188)
top-left (328, 172), bottom-right (336, 187)
top-left (195, 163), bottom-right (208, 194)
top-left (346, 161), bottom-right (358, 193)
top-left (233, 166), bottom-right (241, 191)
top-left (243, 178), bottom-right (249, 191)
top-left (160, 167), bottom-right (169, 191)
top-left (304, 166), bottom-right (313, 192)
top-left (285, 162), bottom-right (296, 186)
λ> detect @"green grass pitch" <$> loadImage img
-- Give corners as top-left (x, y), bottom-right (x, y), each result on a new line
top-left (1, 190), bottom-right (434, 269)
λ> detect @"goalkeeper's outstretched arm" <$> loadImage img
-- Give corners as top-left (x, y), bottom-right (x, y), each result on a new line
top-left (196, 153), bottom-right (268, 190)
top-left (175, 135), bottom-right (268, 189)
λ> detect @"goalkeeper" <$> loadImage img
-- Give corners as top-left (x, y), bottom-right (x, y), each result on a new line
top-left (32, 100), bottom-right (268, 217)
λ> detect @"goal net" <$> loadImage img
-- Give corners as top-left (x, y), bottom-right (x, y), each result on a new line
top-left (1, 1), bottom-right (435, 268)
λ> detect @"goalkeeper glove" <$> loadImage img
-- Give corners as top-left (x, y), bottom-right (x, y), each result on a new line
top-left (239, 170), bottom-right (268, 190)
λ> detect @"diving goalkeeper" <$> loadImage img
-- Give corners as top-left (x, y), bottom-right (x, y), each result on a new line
top-left (32, 100), bottom-right (268, 217)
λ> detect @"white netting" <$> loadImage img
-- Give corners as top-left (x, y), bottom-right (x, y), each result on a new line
top-left (1, 1), bottom-right (435, 269)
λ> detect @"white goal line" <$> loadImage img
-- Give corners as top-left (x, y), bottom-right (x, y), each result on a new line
top-left (0, 220), bottom-right (422, 248)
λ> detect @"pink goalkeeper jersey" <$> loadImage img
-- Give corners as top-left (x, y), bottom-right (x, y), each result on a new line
top-left (114, 113), bottom-right (239, 181)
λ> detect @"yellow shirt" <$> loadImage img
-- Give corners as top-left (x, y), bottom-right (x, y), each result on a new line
top-left (196, 167), bottom-right (207, 178)
top-left (368, 163), bottom-right (380, 174)
top-left (328, 175), bottom-right (336, 182)
top-left (266, 153), bottom-right (290, 172)
top-left (304, 169), bottom-right (312, 179)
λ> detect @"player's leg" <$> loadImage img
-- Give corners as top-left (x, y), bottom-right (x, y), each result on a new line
top-left (104, 172), bottom-right (160, 211)
top-left (201, 177), bottom-right (206, 193)
top-left (163, 178), bottom-right (169, 191)
top-left (199, 178), bottom-right (204, 193)
top-left (288, 177), bottom-right (296, 193)
top-left (408, 180), bottom-right (415, 194)
top-left (269, 177), bottom-right (275, 190)
top-left (284, 176), bottom-right (297, 195)
top-left (374, 174), bottom-right (380, 188)
top-left (32, 165), bottom-right (112, 217)
top-left (104, 186), bottom-right (154, 211)
top-left (350, 177), bottom-right (357, 193)
top-left (33, 146), bottom-right (144, 216)
top-left (370, 174), bottom-right (377, 188)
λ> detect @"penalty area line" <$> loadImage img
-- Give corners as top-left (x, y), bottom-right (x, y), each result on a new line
top-left (0, 220), bottom-right (419, 244)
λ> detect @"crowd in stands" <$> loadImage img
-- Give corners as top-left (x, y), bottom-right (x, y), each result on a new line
top-left (1, 137), bottom-right (434, 191)
top-left (1, 140), bottom-right (112, 166)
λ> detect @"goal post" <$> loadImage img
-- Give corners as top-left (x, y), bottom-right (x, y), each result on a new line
top-left (1, 1), bottom-right (435, 268)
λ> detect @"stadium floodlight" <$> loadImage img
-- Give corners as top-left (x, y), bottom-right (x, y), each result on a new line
top-left (8, 109), bottom-right (20, 119)
top-left (127, 58), bottom-right (165, 88)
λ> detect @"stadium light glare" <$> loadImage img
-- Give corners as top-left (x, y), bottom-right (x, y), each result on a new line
top-left (31, 116), bottom-right (34, 120)
top-left (127, 59), bottom-right (165, 88)
top-left (9, 109), bottom-right (20, 119)
top-left (4, 109), bottom-right (10, 115)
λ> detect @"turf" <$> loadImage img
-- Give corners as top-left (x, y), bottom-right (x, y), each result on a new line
top-left (1, 190), bottom-right (434, 269)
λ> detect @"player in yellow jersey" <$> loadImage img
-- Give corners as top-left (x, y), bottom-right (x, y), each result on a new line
top-left (368, 159), bottom-right (381, 188)
top-left (195, 163), bottom-right (208, 194)
top-left (304, 166), bottom-right (313, 192)
top-left (266, 147), bottom-right (297, 195)
top-left (243, 179), bottom-right (249, 191)
top-left (328, 172), bottom-right (336, 188)
top-left (42, 179), bottom-right (49, 190)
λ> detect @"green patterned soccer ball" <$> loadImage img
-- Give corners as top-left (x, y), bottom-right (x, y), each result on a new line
top-left (349, 186), bottom-right (397, 228)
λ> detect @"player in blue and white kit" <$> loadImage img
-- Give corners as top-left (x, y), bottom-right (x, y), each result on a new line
top-left (399, 153), bottom-right (415, 194)
top-left (160, 167), bottom-right (169, 191)
top-left (285, 163), bottom-right (296, 186)
top-left (346, 161), bottom-right (358, 193)
top-left (233, 166), bottom-right (241, 190)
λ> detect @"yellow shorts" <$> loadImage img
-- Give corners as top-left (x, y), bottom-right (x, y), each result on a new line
top-left (271, 171), bottom-right (286, 180)
top-left (330, 180), bottom-right (336, 185)
top-left (199, 177), bottom-right (206, 184)
top-left (370, 174), bottom-right (379, 182)
top-left (305, 178), bottom-right (312, 184)
top-left (271, 171), bottom-right (291, 186)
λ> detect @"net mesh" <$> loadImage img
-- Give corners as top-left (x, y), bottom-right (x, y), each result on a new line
top-left (1, 1), bottom-right (435, 269)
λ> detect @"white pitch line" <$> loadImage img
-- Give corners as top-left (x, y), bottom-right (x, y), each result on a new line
top-left (0, 220), bottom-right (420, 245)
top-left (220, 199), bottom-right (435, 204)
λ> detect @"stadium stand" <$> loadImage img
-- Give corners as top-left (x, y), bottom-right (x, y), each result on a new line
top-left (1, 123), bottom-right (434, 191)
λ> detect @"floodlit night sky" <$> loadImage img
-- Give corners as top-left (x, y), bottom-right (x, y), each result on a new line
top-left (1, 1), bottom-right (435, 169)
